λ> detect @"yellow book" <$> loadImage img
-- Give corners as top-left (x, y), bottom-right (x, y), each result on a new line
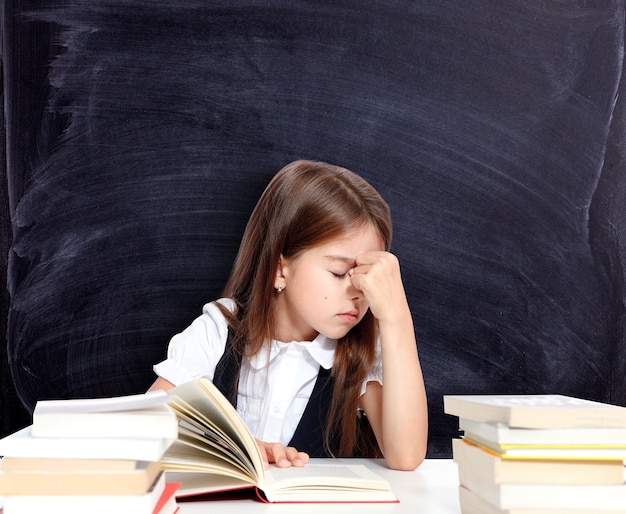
top-left (462, 436), bottom-right (626, 460)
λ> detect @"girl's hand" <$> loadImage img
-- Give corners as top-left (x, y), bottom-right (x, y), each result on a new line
top-left (348, 251), bottom-right (410, 324)
top-left (255, 439), bottom-right (309, 469)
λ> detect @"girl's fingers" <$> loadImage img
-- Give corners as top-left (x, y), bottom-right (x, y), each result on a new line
top-left (256, 440), bottom-right (309, 468)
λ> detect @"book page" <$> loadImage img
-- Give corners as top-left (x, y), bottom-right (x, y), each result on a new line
top-left (167, 393), bottom-right (255, 472)
top-left (168, 379), bottom-right (264, 481)
top-left (263, 464), bottom-right (392, 491)
top-left (167, 471), bottom-right (255, 497)
top-left (260, 464), bottom-right (397, 503)
top-left (168, 400), bottom-right (253, 469)
top-left (172, 424), bottom-right (255, 477)
top-left (163, 439), bottom-right (256, 483)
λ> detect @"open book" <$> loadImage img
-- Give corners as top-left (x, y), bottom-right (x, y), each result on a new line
top-left (162, 378), bottom-right (397, 503)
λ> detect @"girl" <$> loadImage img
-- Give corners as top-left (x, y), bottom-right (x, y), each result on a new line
top-left (149, 160), bottom-right (428, 471)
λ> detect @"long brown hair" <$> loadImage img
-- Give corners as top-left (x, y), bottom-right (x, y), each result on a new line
top-left (219, 160), bottom-right (392, 456)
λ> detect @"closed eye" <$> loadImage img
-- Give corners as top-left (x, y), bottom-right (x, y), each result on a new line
top-left (331, 272), bottom-right (348, 279)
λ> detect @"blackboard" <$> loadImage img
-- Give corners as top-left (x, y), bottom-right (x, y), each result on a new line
top-left (2, 0), bottom-right (625, 457)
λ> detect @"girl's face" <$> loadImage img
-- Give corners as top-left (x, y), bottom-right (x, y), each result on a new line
top-left (273, 224), bottom-right (384, 342)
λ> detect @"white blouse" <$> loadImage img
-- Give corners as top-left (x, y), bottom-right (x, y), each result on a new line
top-left (153, 299), bottom-right (383, 446)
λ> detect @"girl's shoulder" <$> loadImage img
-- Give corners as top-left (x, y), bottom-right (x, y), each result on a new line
top-left (197, 298), bottom-right (239, 337)
top-left (203, 297), bottom-right (236, 317)
top-left (186, 298), bottom-right (235, 341)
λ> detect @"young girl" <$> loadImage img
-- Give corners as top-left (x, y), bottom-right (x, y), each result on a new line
top-left (149, 160), bottom-right (428, 471)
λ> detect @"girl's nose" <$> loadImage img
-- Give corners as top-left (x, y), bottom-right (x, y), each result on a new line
top-left (347, 278), bottom-right (363, 300)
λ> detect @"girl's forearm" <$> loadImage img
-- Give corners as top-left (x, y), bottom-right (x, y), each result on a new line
top-left (378, 315), bottom-right (428, 470)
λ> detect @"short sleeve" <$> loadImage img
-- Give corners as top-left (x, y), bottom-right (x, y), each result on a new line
top-left (360, 335), bottom-right (383, 396)
top-left (153, 299), bottom-right (233, 386)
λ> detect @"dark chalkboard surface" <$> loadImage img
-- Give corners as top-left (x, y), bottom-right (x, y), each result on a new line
top-left (2, 0), bottom-right (625, 456)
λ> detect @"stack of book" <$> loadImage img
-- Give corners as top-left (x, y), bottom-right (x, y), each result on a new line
top-left (444, 394), bottom-right (626, 514)
top-left (0, 389), bottom-right (180, 514)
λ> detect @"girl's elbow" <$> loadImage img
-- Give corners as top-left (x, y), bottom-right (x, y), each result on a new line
top-left (385, 446), bottom-right (427, 471)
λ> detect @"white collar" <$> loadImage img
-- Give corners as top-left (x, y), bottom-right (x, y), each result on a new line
top-left (248, 334), bottom-right (337, 370)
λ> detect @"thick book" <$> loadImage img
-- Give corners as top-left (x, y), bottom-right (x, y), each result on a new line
top-left (0, 425), bottom-right (174, 462)
top-left (161, 378), bottom-right (398, 503)
top-left (458, 485), bottom-right (626, 514)
top-left (459, 417), bottom-right (626, 447)
top-left (0, 459), bottom-right (162, 495)
top-left (458, 468), bottom-right (626, 510)
top-left (452, 438), bottom-right (625, 485)
top-left (32, 389), bottom-right (177, 440)
top-left (1, 473), bottom-right (180, 514)
top-left (444, 394), bottom-right (626, 429)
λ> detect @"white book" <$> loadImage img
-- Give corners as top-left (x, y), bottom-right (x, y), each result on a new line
top-left (459, 471), bottom-right (626, 510)
top-left (444, 394), bottom-right (626, 429)
top-left (32, 389), bottom-right (177, 440)
top-left (0, 426), bottom-right (175, 462)
top-left (459, 417), bottom-right (626, 447)
top-left (459, 485), bottom-right (626, 514)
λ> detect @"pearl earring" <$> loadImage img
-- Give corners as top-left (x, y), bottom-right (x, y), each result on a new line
top-left (277, 284), bottom-right (284, 293)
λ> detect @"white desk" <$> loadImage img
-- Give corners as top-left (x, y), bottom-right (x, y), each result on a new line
top-left (174, 459), bottom-right (461, 513)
